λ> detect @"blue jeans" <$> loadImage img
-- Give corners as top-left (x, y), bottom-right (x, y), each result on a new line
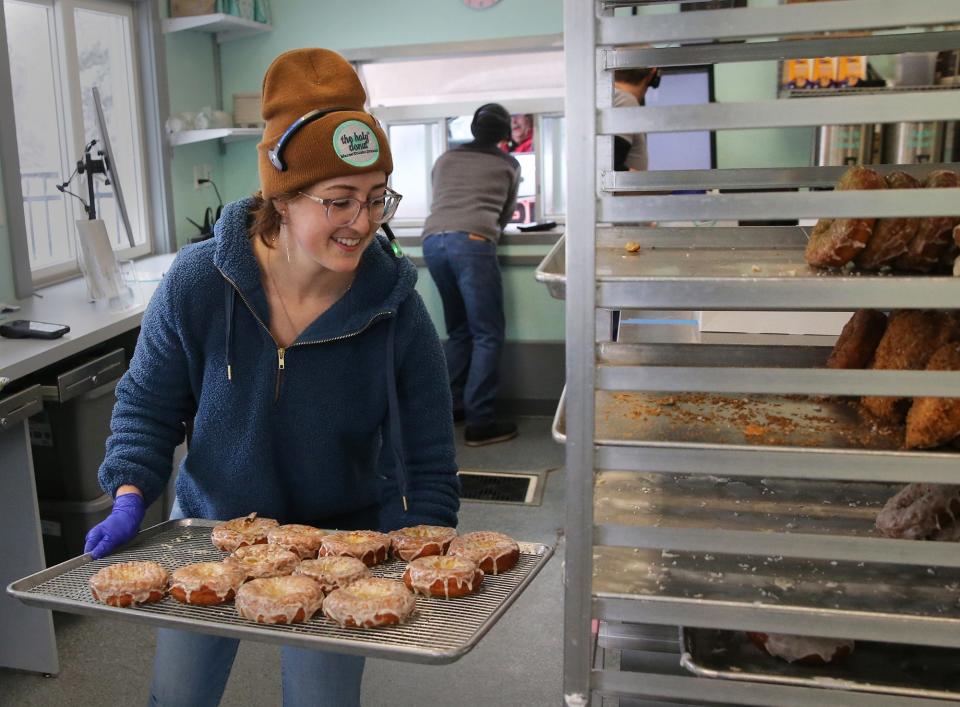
top-left (422, 231), bottom-right (505, 426)
top-left (149, 502), bottom-right (365, 707)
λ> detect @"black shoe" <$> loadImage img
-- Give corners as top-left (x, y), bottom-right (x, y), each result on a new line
top-left (453, 409), bottom-right (466, 425)
top-left (464, 421), bottom-right (518, 447)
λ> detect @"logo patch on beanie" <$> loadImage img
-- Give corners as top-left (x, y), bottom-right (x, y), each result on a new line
top-left (333, 120), bottom-right (380, 167)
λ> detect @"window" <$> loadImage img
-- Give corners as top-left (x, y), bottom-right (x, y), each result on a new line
top-left (4, 0), bottom-right (150, 283)
top-left (387, 122), bottom-right (441, 223)
top-left (383, 111), bottom-right (566, 227)
top-left (358, 44), bottom-right (566, 227)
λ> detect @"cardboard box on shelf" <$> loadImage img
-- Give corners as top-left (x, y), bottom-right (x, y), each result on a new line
top-left (233, 93), bottom-right (263, 128)
top-left (170, 0), bottom-right (216, 17)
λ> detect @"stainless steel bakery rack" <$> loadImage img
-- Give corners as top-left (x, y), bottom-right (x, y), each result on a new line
top-left (7, 519), bottom-right (553, 665)
top-left (556, 1), bottom-right (960, 705)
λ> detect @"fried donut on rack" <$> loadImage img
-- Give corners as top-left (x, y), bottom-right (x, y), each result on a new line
top-left (894, 170), bottom-right (960, 273)
top-left (854, 171), bottom-right (921, 271)
top-left (235, 575), bottom-right (323, 624)
top-left (861, 311), bottom-right (960, 424)
top-left (904, 343), bottom-right (960, 449)
top-left (322, 577), bottom-right (416, 628)
top-left (388, 525), bottom-right (457, 561)
top-left (169, 561), bottom-right (246, 605)
top-left (746, 632), bottom-right (854, 665)
top-left (804, 166), bottom-right (886, 269)
top-left (267, 524), bottom-right (325, 559)
top-left (447, 531), bottom-right (520, 575)
top-left (226, 543), bottom-right (300, 580)
top-left (294, 556), bottom-right (370, 594)
top-left (875, 483), bottom-right (960, 539)
top-left (403, 555), bottom-right (484, 598)
top-left (826, 309), bottom-right (887, 370)
top-left (318, 530), bottom-right (390, 567)
top-left (89, 561), bottom-right (168, 607)
top-left (211, 513), bottom-right (279, 552)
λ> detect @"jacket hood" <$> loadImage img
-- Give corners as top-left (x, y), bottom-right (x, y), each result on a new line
top-left (212, 196), bottom-right (417, 341)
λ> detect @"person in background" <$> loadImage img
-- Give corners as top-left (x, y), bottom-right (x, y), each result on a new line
top-left (422, 103), bottom-right (521, 446)
top-left (613, 67), bottom-right (659, 171)
top-left (509, 113), bottom-right (534, 153)
top-left (82, 48), bottom-right (459, 707)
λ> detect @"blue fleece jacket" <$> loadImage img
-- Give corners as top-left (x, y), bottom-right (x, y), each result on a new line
top-left (99, 197), bottom-right (460, 532)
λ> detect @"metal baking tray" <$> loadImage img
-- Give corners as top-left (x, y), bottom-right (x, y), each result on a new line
top-left (7, 519), bottom-right (553, 665)
top-left (533, 233), bottom-right (566, 300)
top-left (595, 471), bottom-right (894, 537)
top-left (533, 228), bottom-right (960, 309)
top-left (680, 627), bottom-right (960, 701)
top-left (594, 470), bottom-right (960, 574)
top-left (554, 387), bottom-right (957, 455)
top-left (593, 545), bottom-right (960, 647)
top-left (593, 471), bottom-right (892, 536)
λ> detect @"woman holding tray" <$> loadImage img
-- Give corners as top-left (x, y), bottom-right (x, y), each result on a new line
top-left (82, 48), bottom-right (460, 707)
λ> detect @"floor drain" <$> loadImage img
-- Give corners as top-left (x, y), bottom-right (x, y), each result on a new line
top-left (457, 470), bottom-right (546, 506)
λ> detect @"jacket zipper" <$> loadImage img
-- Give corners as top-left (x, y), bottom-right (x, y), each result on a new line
top-left (218, 267), bottom-right (392, 402)
top-left (276, 347), bottom-right (285, 401)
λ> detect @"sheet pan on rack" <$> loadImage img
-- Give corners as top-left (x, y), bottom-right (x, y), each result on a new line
top-left (680, 627), bottom-right (960, 701)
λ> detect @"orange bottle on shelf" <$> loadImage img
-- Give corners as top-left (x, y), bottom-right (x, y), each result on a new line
top-left (837, 56), bottom-right (867, 87)
top-left (814, 57), bottom-right (837, 88)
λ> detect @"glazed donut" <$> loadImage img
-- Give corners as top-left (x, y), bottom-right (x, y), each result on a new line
top-left (294, 556), bottom-right (370, 594)
top-left (389, 525), bottom-right (457, 561)
top-left (318, 531), bottom-right (390, 567)
top-left (403, 555), bottom-right (483, 599)
top-left (89, 561), bottom-right (168, 607)
top-left (322, 577), bottom-right (416, 628)
top-left (447, 531), bottom-right (520, 575)
top-left (746, 632), bottom-right (854, 665)
top-left (211, 513), bottom-right (279, 552)
top-left (226, 543), bottom-right (300, 580)
top-left (267, 524), bottom-right (325, 559)
top-left (169, 561), bottom-right (247, 606)
top-left (235, 575), bottom-right (324, 624)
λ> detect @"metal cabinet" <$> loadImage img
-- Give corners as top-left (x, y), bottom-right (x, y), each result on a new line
top-left (554, 1), bottom-right (960, 704)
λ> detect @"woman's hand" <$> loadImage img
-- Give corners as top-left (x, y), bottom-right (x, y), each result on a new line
top-left (83, 487), bottom-right (146, 559)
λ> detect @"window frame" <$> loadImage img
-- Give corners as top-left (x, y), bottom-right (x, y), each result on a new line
top-left (373, 97), bottom-right (565, 230)
top-left (383, 117), bottom-right (445, 229)
top-left (1, 0), bottom-right (172, 298)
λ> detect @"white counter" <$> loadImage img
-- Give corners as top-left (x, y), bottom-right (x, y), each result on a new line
top-left (0, 254), bottom-right (174, 385)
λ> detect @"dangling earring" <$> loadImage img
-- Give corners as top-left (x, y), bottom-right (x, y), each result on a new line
top-left (280, 221), bottom-right (291, 263)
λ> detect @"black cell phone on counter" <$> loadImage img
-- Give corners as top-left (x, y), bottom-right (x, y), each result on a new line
top-left (0, 319), bottom-right (70, 339)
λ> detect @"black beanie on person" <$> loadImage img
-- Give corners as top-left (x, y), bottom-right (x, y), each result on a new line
top-left (470, 103), bottom-right (511, 145)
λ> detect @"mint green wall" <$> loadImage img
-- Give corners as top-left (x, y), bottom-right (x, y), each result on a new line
top-left (212, 0), bottom-right (566, 342)
top-left (715, 61), bottom-right (815, 168)
top-left (164, 30), bottom-right (224, 247)
top-left (216, 0), bottom-right (565, 203)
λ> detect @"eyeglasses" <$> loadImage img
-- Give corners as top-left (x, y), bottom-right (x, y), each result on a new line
top-left (297, 187), bottom-right (402, 227)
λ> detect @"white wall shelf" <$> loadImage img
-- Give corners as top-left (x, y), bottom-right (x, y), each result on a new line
top-left (162, 13), bottom-right (271, 43)
top-left (168, 127), bottom-right (262, 147)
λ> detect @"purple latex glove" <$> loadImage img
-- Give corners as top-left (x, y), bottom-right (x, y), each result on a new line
top-left (83, 493), bottom-right (146, 559)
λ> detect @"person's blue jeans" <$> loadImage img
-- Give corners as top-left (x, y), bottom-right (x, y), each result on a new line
top-left (422, 231), bottom-right (505, 426)
top-left (148, 501), bottom-right (365, 707)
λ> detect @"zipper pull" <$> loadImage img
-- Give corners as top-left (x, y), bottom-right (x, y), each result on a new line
top-left (277, 347), bottom-right (286, 370)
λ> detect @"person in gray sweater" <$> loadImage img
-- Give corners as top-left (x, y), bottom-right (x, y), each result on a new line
top-left (422, 103), bottom-right (521, 446)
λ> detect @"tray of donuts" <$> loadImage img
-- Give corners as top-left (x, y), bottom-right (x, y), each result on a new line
top-left (804, 165), bottom-right (960, 274)
top-left (7, 517), bottom-right (553, 663)
top-left (680, 627), bottom-right (960, 700)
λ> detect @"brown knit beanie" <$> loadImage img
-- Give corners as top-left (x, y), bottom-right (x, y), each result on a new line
top-left (257, 48), bottom-right (392, 199)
